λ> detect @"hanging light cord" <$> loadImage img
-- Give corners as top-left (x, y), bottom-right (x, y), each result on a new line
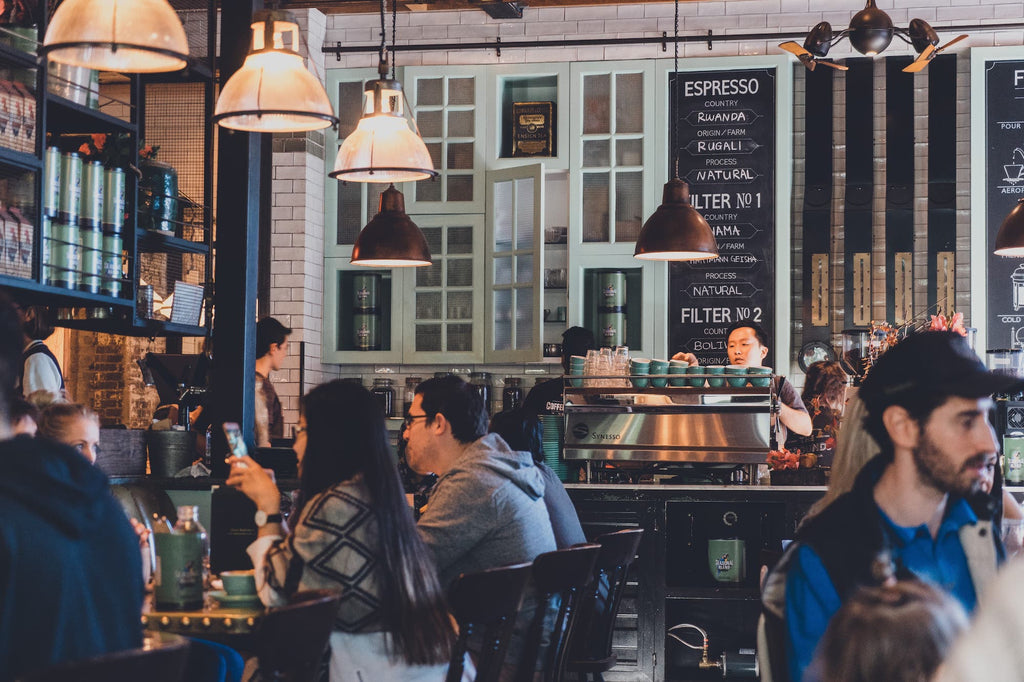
top-left (378, 0), bottom-right (388, 68)
top-left (391, 0), bottom-right (398, 78)
top-left (672, 0), bottom-right (680, 180)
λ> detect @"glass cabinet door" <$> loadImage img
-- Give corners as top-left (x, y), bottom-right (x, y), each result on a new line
top-left (402, 214), bottom-right (485, 363)
top-left (324, 68), bottom-right (385, 258)
top-left (570, 63), bottom-right (655, 246)
top-left (486, 163), bottom-right (544, 363)
top-left (403, 67), bottom-right (486, 215)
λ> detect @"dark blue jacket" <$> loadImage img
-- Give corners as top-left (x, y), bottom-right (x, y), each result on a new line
top-left (0, 436), bottom-right (144, 681)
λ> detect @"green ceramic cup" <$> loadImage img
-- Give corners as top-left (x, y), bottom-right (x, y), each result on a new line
top-left (704, 365), bottom-right (726, 387)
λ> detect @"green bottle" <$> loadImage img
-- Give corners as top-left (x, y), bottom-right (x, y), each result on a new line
top-left (154, 505), bottom-right (206, 610)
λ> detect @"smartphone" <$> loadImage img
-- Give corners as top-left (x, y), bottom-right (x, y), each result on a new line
top-left (223, 422), bottom-right (249, 468)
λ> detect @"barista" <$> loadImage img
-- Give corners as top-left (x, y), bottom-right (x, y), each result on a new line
top-left (674, 320), bottom-right (812, 443)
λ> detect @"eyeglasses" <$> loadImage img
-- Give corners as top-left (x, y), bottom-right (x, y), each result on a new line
top-left (403, 414), bottom-right (429, 428)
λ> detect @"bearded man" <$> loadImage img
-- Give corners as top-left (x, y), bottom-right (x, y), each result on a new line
top-left (761, 332), bottom-right (1018, 682)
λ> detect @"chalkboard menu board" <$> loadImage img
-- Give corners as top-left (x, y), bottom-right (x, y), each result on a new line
top-left (985, 59), bottom-right (1024, 350)
top-left (668, 68), bottom-right (777, 366)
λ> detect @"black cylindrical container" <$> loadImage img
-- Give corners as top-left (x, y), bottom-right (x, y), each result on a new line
top-left (502, 377), bottom-right (523, 411)
top-left (371, 378), bottom-right (395, 417)
top-left (470, 372), bottom-right (493, 415)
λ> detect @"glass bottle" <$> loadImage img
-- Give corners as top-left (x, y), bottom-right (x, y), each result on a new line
top-left (403, 376), bottom-right (421, 416)
top-left (502, 377), bottom-right (523, 412)
top-left (371, 377), bottom-right (396, 418)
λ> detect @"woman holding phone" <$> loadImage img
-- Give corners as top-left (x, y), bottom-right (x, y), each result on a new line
top-left (227, 380), bottom-right (458, 682)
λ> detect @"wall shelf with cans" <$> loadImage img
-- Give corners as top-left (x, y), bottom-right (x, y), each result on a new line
top-left (0, 1), bottom-right (216, 338)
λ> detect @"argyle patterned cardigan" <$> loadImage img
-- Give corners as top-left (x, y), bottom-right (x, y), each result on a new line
top-left (262, 478), bottom-right (385, 633)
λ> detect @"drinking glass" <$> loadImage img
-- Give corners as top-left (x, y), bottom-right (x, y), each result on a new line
top-left (1003, 518), bottom-right (1024, 559)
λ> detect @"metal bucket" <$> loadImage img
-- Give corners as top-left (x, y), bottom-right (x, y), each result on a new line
top-left (147, 430), bottom-right (196, 477)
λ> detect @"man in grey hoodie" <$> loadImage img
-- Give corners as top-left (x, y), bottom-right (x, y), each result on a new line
top-left (405, 374), bottom-right (556, 589)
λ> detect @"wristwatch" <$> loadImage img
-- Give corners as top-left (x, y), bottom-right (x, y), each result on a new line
top-left (254, 510), bottom-right (283, 528)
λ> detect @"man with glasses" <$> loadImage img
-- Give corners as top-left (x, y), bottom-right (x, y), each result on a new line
top-left (404, 374), bottom-right (555, 589)
top-left (404, 375), bottom-right (555, 680)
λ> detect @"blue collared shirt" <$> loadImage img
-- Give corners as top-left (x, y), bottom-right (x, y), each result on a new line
top-left (785, 497), bottom-right (978, 682)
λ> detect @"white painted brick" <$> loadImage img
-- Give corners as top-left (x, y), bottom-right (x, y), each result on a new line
top-left (577, 20), bottom-right (607, 34)
top-left (419, 25), bottom-right (450, 40)
top-left (272, 206), bottom-right (294, 220)
top-left (566, 5), bottom-right (618, 20)
top-left (617, 4), bottom-right (645, 19)
top-left (449, 24), bottom-right (500, 38)
top-left (576, 46), bottom-right (606, 62)
top-left (537, 8), bottom-right (566, 21)
top-left (409, 11), bottom-right (459, 26)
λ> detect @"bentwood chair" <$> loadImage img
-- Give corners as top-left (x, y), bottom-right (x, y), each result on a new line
top-left (515, 544), bottom-right (601, 682)
top-left (17, 632), bottom-right (191, 682)
top-left (563, 529), bottom-right (644, 682)
top-left (249, 589), bottom-right (343, 682)
top-left (446, 562), bottom-right (533, 682)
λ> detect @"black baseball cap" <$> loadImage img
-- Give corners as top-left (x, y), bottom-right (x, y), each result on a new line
top-left (858, 331), bottom-right (1024, 412)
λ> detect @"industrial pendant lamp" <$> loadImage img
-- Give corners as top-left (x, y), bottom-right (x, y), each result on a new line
top-left (214, 10), bottom-right (338, 133)
top-left (330, 0), bottom-right (436, 183)
top-left (351, 184), bottom-right (432, 267)
top-left (41, 0), bottom-right (189, 73)
top-left (634, 0), bottom-right (718, 262)
top-left (995, 199), bottom-right (1024, 257)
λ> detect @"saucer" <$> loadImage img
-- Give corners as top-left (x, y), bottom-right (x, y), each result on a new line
top-left (208, 590), bottom-right (262, 608)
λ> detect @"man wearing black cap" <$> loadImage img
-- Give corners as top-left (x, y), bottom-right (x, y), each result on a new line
top-left (762, 331), bottom-right (1015, 682)
top-left (522, 326), bottom-right (595, 417)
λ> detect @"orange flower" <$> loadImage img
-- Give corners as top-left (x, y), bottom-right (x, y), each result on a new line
top-left (90, 133), bottom-right (106, 150)
top-left (78, 142), bottom-right (90, 155)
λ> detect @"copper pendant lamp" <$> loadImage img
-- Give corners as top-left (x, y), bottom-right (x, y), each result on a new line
top-left (351, 184), bottom-right (432, 267)
top-left (995, 199), bottom-right (1024, 257)
top-left (633, 0), bottom-right (719, 262)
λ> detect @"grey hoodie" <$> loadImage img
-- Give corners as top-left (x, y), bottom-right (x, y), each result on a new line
top-left (418, 432), bottom-right (556, 588)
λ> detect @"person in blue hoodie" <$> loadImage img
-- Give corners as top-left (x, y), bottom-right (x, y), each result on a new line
top-left (0, 291), bottom-right (144, 681)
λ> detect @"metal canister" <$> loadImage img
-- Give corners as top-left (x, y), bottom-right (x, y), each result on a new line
top-left (40, 216), bottom-right (52, 285)
top-left (353, 312), bottom-right (379, 351)
top-left (103, 167), bottom-right (126, 228)
top-left (352, 273), bottom-right (382, 351)
top-left (79, 159), bottom-right (104, 225)
top-left (77, 223), bottom-right (102, 293)
top-left (51, 219), bottom-right (79, 289)
top-left (599, 270), bottom-right (626, 307)
top-left (101, 225), bottom-right (123, 297)
top-left (597, 310), bottom-right (626, 347)
top-left (353, 273), bottom-right (380, 308)
top-left (43, 146), bottom-right (60, 218)
top-left (58, 151), bottom-right (82, 225)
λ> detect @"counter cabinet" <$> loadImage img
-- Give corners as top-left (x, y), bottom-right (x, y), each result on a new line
top-left (567, 485), bottom-right (823, 682)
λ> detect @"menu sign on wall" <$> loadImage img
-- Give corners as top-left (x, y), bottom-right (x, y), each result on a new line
top-left (986, 60), bottom-right (1024, 349)
top-left (668, 68), bottom-right (777, 366)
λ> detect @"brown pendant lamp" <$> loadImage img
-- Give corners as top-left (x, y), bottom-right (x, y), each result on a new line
top-left (633, 0), bottom-right (719, 262)
top-left (995, 198), bottom-right (1024, 257)
top-left (351, 184), bottom-right (432, 267)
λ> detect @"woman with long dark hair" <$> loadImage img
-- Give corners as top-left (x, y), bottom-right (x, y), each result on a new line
top-left (227, 380), bottom-right (457, 681)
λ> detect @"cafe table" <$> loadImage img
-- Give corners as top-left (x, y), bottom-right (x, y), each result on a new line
top-left (142, 591), bottom-right (265, 648)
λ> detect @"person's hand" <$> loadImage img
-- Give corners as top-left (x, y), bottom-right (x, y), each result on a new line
top-left (672, 351), bottom-right (699, 367)
top-left (226, 454), bottom-right (280, 513)
top-left (129, 517), bottom-right (150, 549)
